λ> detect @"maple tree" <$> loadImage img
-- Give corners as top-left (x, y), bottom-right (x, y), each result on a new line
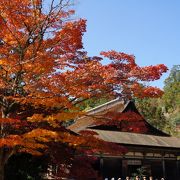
top-left (0, 0), bottom-right (168, 179)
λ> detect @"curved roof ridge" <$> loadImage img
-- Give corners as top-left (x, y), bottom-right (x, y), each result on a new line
top-left (86, 98), bottom-right (125, 115)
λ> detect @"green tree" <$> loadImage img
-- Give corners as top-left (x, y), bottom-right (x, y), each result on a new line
top-left (163, 65), bottom-right (180, 111)
top-left (136, 65), bottom-right (180, 135)
top-left (162, 65), bottom-right (180, 130)
top-left (136, 98), bottom-right (169, 131)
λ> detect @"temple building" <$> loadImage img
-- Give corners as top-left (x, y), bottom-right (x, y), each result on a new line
top-left (68, 99), bottom-right (180, 180)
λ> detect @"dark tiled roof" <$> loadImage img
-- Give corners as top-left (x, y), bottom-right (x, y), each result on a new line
top-left (88, 129), bottom-right (180, 149)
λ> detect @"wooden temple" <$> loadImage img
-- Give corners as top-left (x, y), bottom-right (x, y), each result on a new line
top-left (68, 99), bottom-right (180, 179)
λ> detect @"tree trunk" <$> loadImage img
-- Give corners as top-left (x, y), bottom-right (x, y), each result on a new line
top-left (0, 107), bottom-right (10, 180)
top-left (0, 164), bottom-right (4, 180)
top-left (0, 149), bottom-right (14, 180)
top-left (0, 109), bottom-right (6, 180)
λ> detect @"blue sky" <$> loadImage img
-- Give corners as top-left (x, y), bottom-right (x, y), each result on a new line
top-left (74, 0), bottom-right (180, 88)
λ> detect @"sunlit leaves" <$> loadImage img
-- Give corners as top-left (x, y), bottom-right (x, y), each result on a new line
top-left (100, 51), bottom-right (167, 98)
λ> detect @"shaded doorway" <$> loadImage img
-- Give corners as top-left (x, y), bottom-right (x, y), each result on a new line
top-left (102, 158), bottom-right (122, 179)
top-left (151, 160), bottom-right (163, 179)
top-left (165, 160), bottom-right (177, 180)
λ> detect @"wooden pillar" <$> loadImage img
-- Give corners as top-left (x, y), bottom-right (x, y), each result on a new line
top-left (162, 157), bottom-right (166, 179)
top-left (122, 159), bottom-right (127, 179)
top-left (142, 152), bottom-right (146, 168)
top-left (100, 157), bottom-right (104, 177)
top-left (176, 160), bottom-right (180, 179)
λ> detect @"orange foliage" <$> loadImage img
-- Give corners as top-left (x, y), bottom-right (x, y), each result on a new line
top-left (100, 50), bottom-right (168, 98)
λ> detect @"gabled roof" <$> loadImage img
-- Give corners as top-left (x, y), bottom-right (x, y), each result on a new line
top-left (68, 98), bottom-right (126, 132)
top-left (68, 99), bottom-right (169, 136)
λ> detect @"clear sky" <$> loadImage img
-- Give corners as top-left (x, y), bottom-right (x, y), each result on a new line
top-left (74, 0), bottom-right (180, 89)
